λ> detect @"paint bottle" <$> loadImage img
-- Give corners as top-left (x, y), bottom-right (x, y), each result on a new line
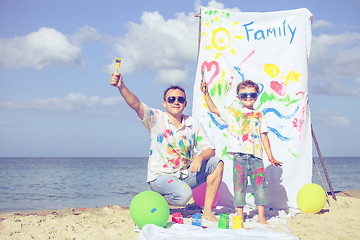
top-left (192, 213), bottom-right (202, 226)
top-left (233, 215), bottom-right (243, 229)
top-left (218, 214), bottom-right (229, 229)
top-left (172, 212), bottom-right (184, 224)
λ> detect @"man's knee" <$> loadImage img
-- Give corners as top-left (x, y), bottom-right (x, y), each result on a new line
top-left (166, 186), bottom-right (193, 206)
top-left (212, 159), bottom-right (224, 175)
top-left (217, 159), bottom-right (224, 169)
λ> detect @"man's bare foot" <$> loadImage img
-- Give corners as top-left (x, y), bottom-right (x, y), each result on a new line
top-left (202, 212), bottom-right (218, 222)
top-left (258, 218), bottom-right (269, 224)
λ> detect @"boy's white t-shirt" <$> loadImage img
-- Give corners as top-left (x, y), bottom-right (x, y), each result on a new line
top-left (219, 107), bottom-right (269, 159)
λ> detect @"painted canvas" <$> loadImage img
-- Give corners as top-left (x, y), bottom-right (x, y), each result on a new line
top-left (192, 7), bottom-right (314, 208)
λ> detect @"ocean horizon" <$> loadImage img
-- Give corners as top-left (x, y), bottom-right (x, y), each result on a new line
top-left (0, 156), bottom-right (359, 213)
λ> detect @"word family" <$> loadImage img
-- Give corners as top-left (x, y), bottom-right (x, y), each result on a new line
top-left (242, 19), bottom-right (297, 44)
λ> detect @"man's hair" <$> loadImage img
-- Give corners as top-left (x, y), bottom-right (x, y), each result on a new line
top-left (163, 85), bottom-right (186, 100)
top-left (236, 80), bottom-right (260, 94)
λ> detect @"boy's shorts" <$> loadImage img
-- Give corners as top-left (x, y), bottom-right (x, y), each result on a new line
top-left (233, 153), bottom-right (270, 207)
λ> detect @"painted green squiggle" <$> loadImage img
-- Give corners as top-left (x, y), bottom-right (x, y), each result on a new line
top-left (221, 146), bottom-right (231, 160)
top-left (256, 91), bottom-right (301, 110)
top-left (281, 141), bottom-right (298, 157)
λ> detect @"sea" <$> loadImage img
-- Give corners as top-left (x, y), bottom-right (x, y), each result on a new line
top-left (0, 157), bottom-right (359, 213)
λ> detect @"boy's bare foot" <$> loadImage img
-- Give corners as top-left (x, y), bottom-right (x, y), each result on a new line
top-left (202, 211), bottom-right (218, 222)
top-left (258, 218), bottom-right (269, 224)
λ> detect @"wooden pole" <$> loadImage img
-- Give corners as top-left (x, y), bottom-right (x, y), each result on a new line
top-left (195, 12), bottom-right (201, 62)
top-left (311, 124), bottom-right (336, 200)
top-left (312, 157), bottom-right (331, 206)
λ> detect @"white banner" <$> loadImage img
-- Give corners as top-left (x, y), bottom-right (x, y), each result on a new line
top-left (192, 7), bottom-right (314, 209)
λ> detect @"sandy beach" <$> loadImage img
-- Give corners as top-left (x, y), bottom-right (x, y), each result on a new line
top-left (0, 190), bottom-right (359, 240)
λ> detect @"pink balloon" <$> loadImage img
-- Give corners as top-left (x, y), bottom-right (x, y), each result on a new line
top-left (192, 182), bottom-right (220, 208)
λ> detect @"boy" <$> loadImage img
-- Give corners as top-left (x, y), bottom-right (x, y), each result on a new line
top-left (200, 78), bottom-right (282, 224)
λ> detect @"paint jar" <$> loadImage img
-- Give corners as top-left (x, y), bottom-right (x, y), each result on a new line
top-left (172, 212), bottom-right (184, 224)
top-left (233, 216), bottom-right (243, 229)
top-left (218, 214), bottom-right (229, 229)
top-left (192, 213), bottom-right (202, 226)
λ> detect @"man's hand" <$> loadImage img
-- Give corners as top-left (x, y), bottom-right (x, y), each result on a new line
top-left (189, 156), bottom-right (203, 173)
top-left (110, 72), bottom-right (123, 88)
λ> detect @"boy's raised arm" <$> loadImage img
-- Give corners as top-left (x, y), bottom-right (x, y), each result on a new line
top-left (110, 72), bottom-right (144, 120)
top-left (200, 78), bottom-right (221, 117)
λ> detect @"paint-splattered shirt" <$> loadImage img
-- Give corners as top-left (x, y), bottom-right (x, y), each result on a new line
top-left (219, 107), bottom-right (268, 159)
top-left (141, 103), bottom-right (215, 182)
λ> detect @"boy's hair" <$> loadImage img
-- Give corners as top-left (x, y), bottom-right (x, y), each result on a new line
top-left (163, 85), bottom-right (186, 100)
top-left (236, 80), bottom-right (260, 94)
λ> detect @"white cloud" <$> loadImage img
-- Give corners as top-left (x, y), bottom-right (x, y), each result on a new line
top-left (195, 0), bottom-right (241, 12)
top-left (312, 20), bottom-right (333, 29)
top-left (0, 26), bottom-right (101, 70)
top-left (312, 109), bottom-right (351, 127)
top-left (71, 25), bottom-right (101, 45)
top-left (111, 11), bottom-right (198, 83)
top-left (109, 0), bottom-right (240, 84)
top-left (156, 68), bottom-right (189, 85)
top-left (0, 93), bottom-right (123, 110)
top-left (309, 32), bottom-right (360, 83)
top-left (0, 28), bottom-right (82, 69)
top-left (310, 82), bottom-right (359, 96)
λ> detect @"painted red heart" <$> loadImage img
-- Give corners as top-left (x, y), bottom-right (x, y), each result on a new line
top-left (201, 61), bottom-right (220, 87)
top-left (270, 81), bottom-right (286, 96)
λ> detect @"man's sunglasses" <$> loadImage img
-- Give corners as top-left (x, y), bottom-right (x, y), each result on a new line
top-left (238, 92), bottom-right (259, 100)
top-left (167, 96), bottom-right (186, 104)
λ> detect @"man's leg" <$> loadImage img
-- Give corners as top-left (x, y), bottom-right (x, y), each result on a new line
top-left (203, 159), bottom-right (223, 221)
top-left (148, 175), bottom-right (193, 206)
top-left (184, 157), bottom-right (224, 221)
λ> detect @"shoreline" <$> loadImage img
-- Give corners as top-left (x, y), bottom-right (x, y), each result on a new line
top-left (0, 190), bottom-right (359, 239)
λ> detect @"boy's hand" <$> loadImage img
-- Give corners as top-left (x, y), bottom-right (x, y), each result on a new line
top-left (270, 158), bottom-right (283, 167)
top-left (110, 72), bottom-right (123, 88)
top-left (200, 78), bottom-right (208, 94)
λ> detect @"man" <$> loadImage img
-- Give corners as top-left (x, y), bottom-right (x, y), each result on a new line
top-left (110, 72), bottom-right (223, 221)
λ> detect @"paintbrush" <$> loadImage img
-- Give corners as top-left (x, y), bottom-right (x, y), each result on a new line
top-left (115, 58), bottom-right (121, 73)
top-left (201, 71), bottom-right (207, 93)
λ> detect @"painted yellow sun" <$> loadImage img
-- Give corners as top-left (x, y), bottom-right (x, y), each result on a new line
top-left (204, 21), bottom-right (244, 59)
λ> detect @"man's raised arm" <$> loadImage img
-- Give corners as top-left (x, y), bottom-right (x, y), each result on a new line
top-left (110, 72), bottom-right (144, 120)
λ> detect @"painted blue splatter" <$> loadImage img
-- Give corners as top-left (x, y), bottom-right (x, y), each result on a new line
top-left (208, 112), bottom-right (227, 130)
top-left (268, 127), bottom-right (291, 141)
top-left (258, 83), bottom-right (264, 94)
top-left (234, 66), bottom-right (245, 81)
top-left (157, 133), bottom-right (164, 143)
top-left (262, 105), bottom-right (300, 120)
top-left (151, 208), bottom-right (157, 213)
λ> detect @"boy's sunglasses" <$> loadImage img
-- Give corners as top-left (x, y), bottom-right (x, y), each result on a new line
top-left (238, 92), bottom-right (259, 100)
top-left (167, 96), bottom-right (186, 104)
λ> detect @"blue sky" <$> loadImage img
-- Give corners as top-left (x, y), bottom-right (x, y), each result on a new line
top-left (0, 0), bottom-right (359, 157)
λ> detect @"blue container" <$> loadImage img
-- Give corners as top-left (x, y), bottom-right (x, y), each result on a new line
top-left (192, 214), bottom-right (202, 226)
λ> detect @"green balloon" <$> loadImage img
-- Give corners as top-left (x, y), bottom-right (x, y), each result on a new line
top-left (297, 183), bottom-right (326, 213)
top-left (130, 191), bottom-right (170, 229)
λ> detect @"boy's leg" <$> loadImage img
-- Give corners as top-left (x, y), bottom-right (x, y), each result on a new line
top-left (248, 156), bottom-right (270, 223)
top-left (233, 153), bottom-right (248, 216)
top-left (257, 205), bottom-right (268, 224)
top-left (148, 175), bottom-right (193, 206)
